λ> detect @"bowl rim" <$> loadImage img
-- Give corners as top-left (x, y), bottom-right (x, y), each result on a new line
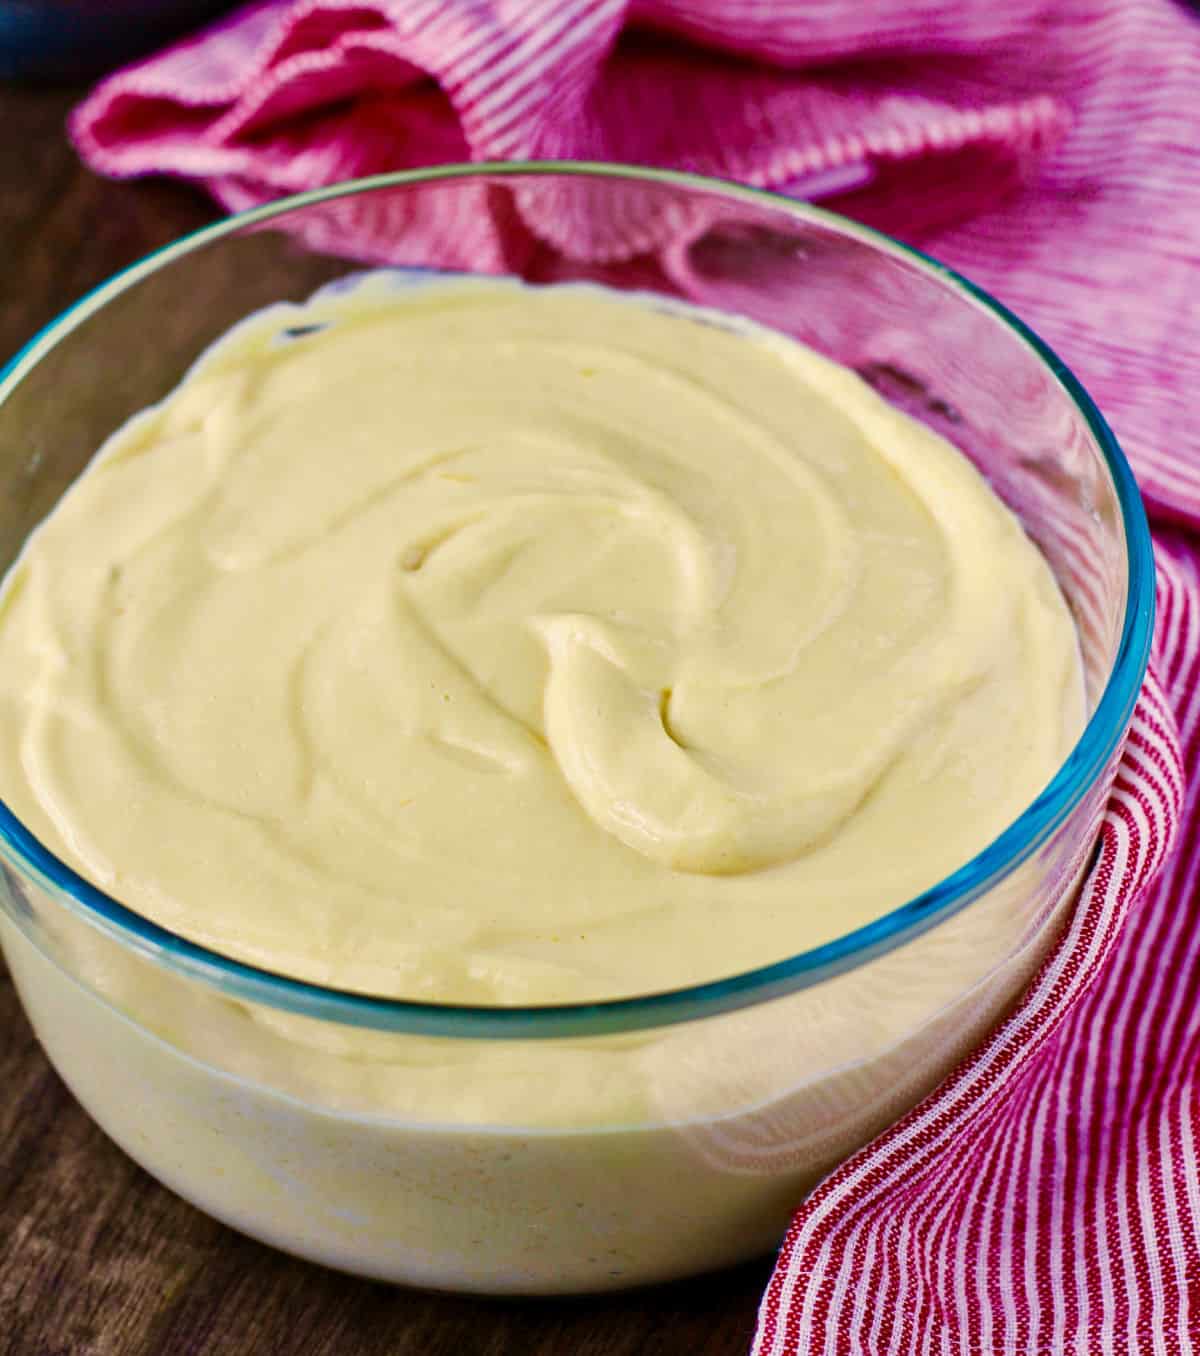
top-left (0, 160), bottom-right (1156, 1038)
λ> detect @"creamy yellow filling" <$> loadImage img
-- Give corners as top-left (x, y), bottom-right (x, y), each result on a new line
top-left (0, 276), bottom-right (1085, 1003)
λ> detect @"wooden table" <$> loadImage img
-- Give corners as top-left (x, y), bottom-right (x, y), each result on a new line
top-left (0, 82), bottom-right (769, 1356)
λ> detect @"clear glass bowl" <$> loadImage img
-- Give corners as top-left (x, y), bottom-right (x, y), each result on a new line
top-left (0, 164), bottom-right (1153, 1295)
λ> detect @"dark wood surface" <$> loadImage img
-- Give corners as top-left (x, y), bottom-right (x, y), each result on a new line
top-left (0, 82), bottom-right (768, 1356)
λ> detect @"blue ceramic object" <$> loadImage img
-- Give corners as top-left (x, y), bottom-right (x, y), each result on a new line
top-left (0, 0), bottom-right (236, 80)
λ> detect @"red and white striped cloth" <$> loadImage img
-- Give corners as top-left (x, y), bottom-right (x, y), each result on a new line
top-left (72, 2), bottom-right (1200, 1349)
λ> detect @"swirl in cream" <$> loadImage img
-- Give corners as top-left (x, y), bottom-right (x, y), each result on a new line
top-left (0, 277), bottom-right (1084, 1002)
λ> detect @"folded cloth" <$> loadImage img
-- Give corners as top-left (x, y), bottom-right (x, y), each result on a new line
top-left (72, 2), bottom-right (1200, 1350)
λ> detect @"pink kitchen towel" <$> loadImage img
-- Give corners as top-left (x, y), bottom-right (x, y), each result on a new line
top-left (72, 2), bottom-right (1200, 1351)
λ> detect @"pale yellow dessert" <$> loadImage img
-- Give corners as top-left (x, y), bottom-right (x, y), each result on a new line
top-left (0, 276), bottom-right (1083, 1003)
top-left (0, 276), bottom-right (1089, 1293)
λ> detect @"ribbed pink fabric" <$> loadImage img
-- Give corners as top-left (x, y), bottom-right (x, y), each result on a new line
top-left (71, 3), bottom-right (1200, 1350)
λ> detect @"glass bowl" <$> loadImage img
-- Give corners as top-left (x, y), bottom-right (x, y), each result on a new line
top-left (0, 164), bottom-right (1153, 1295)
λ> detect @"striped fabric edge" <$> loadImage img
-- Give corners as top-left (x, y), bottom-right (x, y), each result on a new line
top-left (753, 646), bottom-right (1185, 1355)
top-left (68, 0), bottom-right (1067, 245)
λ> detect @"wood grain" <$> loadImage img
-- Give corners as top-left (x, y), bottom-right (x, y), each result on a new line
top-left (0, 82), bottom-right (767, 1356)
